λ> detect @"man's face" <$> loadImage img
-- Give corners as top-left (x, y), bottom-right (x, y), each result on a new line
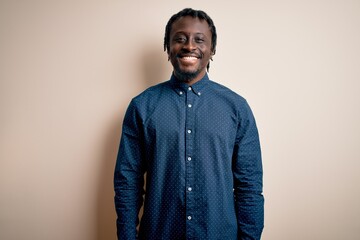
top-left (168, 16), bottom-right (213, 83)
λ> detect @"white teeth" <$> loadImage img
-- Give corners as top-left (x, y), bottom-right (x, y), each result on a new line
top-left (182, 56), bottom-right (197, 59)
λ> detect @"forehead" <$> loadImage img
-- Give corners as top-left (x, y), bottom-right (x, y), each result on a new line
top-left (170, 16), bottom-right (211, 36)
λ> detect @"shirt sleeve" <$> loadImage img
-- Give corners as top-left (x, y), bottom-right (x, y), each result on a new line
top-left (114, 100), bottom-right (145, 240)
top-left (232, 100), bottom-right (264, 240)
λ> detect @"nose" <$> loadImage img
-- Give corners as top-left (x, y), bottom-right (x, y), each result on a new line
top-left (183, 38), bottom-right (196, 51)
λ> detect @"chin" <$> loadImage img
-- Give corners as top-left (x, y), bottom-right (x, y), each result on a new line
top-left (173, 62), bottom-right (203, 81)
top-left (174, 69), bottom-right (201, 82)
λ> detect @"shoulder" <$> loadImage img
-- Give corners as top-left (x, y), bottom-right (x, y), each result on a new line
top-left (129, 80), bottom-right (172, 114)
top-left (208, 80), bottom-right (259, 131)
top-left (207, 79), bottom-right (257, 123)
top-left (132, 81), bottom-right (170, 104)
top-left (127, 80), bottom-right (171, 119)
top-left (207, 80), bottom-right (249, 109)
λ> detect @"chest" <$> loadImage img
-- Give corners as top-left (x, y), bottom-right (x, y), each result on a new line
top-left (143, 94), bottom-right (238, 144)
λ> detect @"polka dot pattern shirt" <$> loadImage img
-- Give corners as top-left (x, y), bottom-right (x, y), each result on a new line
top-left (114, 73), bottom-right (264, 240)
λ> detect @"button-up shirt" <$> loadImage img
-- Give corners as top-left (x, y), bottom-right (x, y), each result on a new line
top-left (114, 73), bottom-right (264, 240)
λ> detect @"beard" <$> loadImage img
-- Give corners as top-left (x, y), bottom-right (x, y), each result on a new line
top-left (173, 64), bottom-right (202, 83)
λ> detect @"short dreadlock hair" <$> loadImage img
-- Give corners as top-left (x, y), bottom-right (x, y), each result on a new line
top-left (164, 8), bottom-right (217, 71)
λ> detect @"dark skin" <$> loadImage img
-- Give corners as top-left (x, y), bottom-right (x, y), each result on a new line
top-left (168, 16), bottom-right (215, 85)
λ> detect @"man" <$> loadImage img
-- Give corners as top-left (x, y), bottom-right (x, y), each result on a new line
top-left (114, 8), bottom-right (264, 240)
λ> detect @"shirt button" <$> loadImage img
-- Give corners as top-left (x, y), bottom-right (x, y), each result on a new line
top-left (187, 216), bottom-right (192, 220)
top-left (188, 187), bottom-right (192, 191)
top-left (188, 87), bottom-right (192, 91)
top-left (187, 130), bottom-right (192, 134)
top-left (188, 104), bottom-right (192, 108)
top-left (198, 92), bottom-right (201, 96)
top-left (187, 157), bottom-right (192, 161)
top-left (179, 91), bottom-right (183, 95)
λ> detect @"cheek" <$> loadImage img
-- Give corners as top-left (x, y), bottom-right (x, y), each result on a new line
top-left (199, 44), bottom-right (211, 55)
top-left (200, 48), bottom-right (212, 60)
top-left (168, 47), bottom-right (178, 58)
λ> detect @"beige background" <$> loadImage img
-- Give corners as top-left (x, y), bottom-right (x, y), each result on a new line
top-left (1, 0), bottom-right (359, 239)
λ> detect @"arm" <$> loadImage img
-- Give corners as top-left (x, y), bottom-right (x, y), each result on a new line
top-left (233, 101), bottom-right (264, 240)
top-left (114, 100), bottom-right (145, 240)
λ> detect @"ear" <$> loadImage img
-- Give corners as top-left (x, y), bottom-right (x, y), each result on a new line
top-left (166, 48), bottom-right (170, 61)
top-left (210, 49), bottom-right (216, 61)
top-left (211, 48), bottom-right (216, 56)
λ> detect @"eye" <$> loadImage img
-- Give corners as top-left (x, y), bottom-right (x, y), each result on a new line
top-left (174, 37), bottom-right (186, 43)
top-left (195, 38), bottom-right (205, 43)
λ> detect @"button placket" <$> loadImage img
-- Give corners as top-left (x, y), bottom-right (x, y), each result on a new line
top-left (185, 87), bottom-right (196, 236)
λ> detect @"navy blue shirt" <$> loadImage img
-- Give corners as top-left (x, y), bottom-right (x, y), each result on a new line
top-left (114, 74), bottom-right (264, 240)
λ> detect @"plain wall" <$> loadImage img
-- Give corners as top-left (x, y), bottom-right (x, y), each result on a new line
top-left (1, 0), bottom-right (359, 239)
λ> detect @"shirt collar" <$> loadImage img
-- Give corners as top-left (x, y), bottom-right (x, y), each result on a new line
top-left (169, 72), bottom-right (209, 96)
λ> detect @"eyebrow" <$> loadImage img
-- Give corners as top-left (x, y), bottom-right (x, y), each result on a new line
top-left (173, 32), bottom-right (207, 36)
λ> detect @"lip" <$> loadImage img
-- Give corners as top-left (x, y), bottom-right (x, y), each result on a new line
top-left (177, 54), bottom-right (201, 59)
top-left (178, 56), bottom-right (199, 65)
top-left (180, 56), bottom-right (198, 60)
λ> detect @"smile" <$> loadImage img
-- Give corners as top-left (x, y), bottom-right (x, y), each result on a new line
top-left (178, 55), bottom-right (200, 64)
top-left (181, 56), bottom-right (198, 60)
